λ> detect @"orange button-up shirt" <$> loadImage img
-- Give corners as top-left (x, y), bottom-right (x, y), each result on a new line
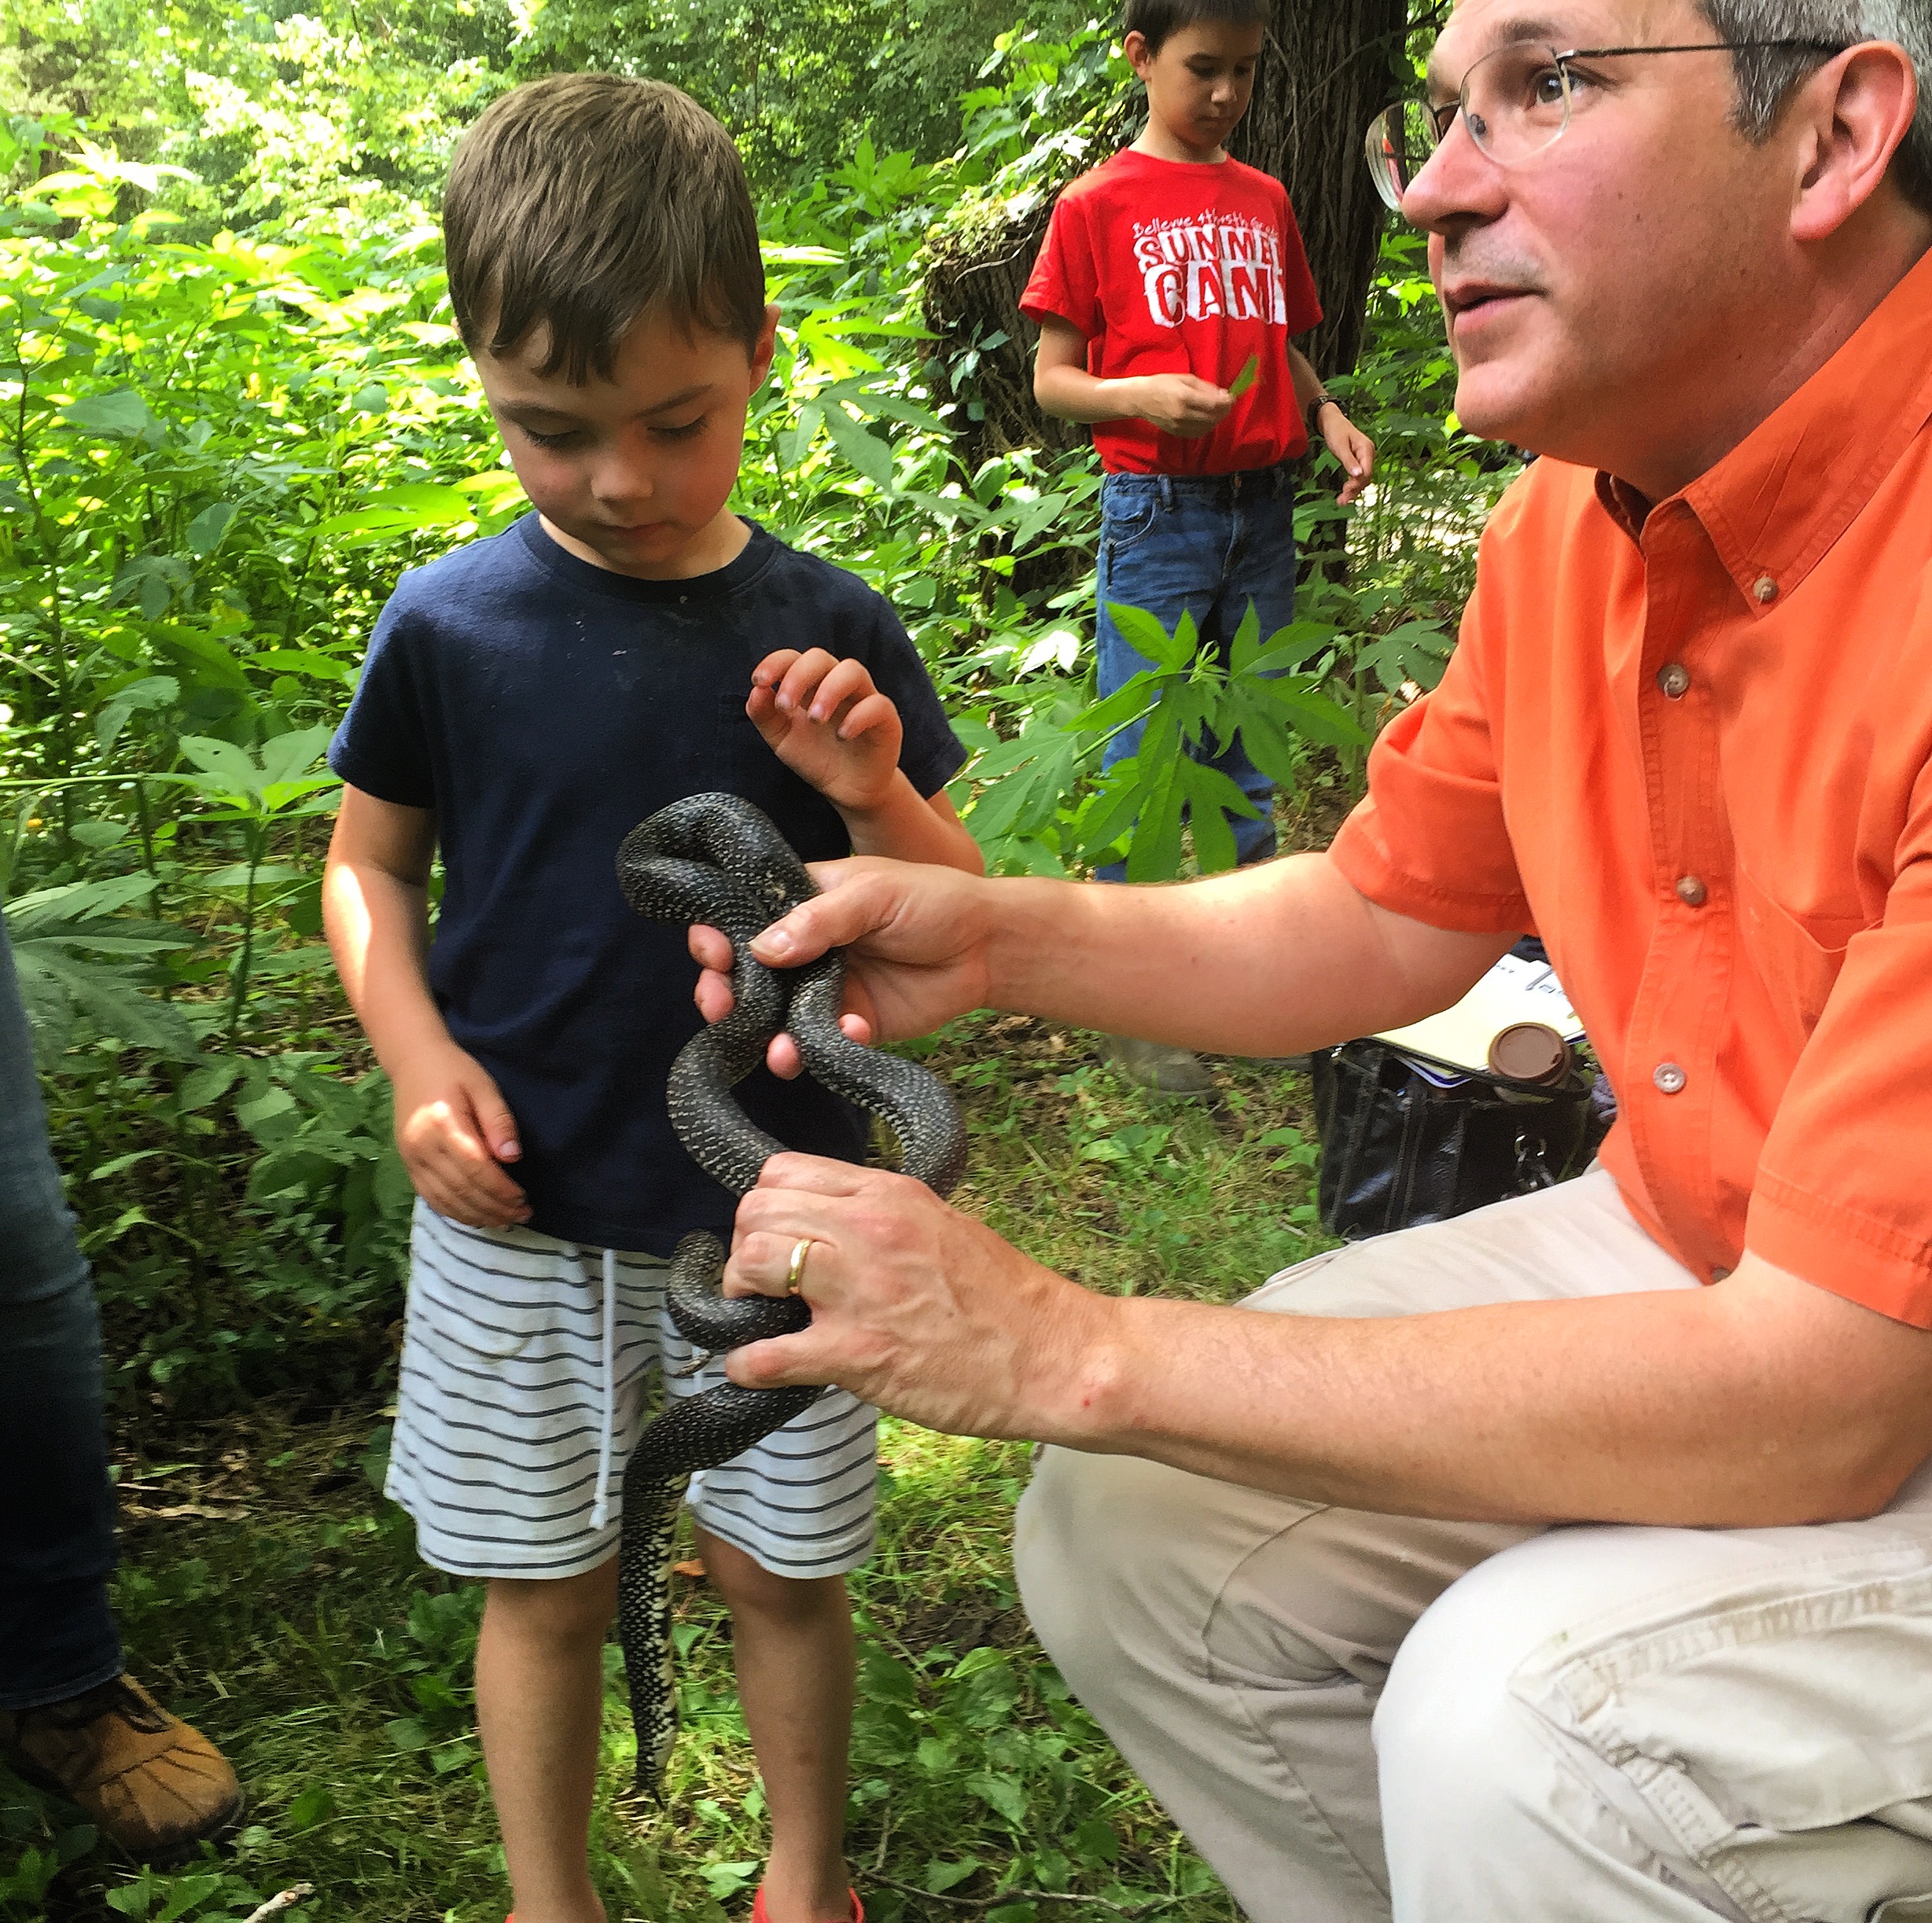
top-left (1329, 248), bottom-right (1932, 1326)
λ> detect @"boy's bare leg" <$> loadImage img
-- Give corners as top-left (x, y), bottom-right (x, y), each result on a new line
top-left (477, 1559), bottom-right (620, 1923)
top-left (698, 1527), bottom-right (856, 1923)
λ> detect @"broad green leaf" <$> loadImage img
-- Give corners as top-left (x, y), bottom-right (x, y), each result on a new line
top-left (820, 402), bottom-right (896, 489)
top-left (258, 723), bottom-right (334, 791)
top-left (61, 388), bottom-right (153, 438)
top-left (16, 943), bottom-right (197, 1062)
top-left (966, 1769), bottom-right (1029, 1828)
top-left (1227, 601), bottom-right (1264, 674)
top-left (1072, 671), bottom-right (1164, 741)
top-left (1228, 351), bottom-right (1260, 399)
top-left (6, 875), bottom-right (157, 925)
top-left (1260, 682), bottom-right (1370, 748)
top-left (1073, 768), bottom-right (1147, 863)
top-left (1124, 754), bottom-right (1188, 884)
top-left (176, 735), bottom-right (265, 798)
top-left (95, 674), bottom-right (178, 751)
top-left (184, 502), bottom-right (237, 556)
top-left (154, 1873), bottom-right (223, 1923)
top-left (316, 484), bottom-right (473, 542)
top-left (197, 863), bottom-right (305, 891)
top-left (249, 649), bottom-right (353, 684)
top-left (178, 1058), bottom-right (241, 1111)
top-left (925, 1859), bottom-right (982, 1893)
top-left (782, 402), bottom-right (823, 471)
top-left (1174, 758), bottom-right (1253, 874)
top-left (1246, 620), bottom-right (1345, 676)
top-left (1105, 602), bottom-right (1197, 672)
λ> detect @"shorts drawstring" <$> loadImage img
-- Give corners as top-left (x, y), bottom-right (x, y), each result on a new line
top-left (590, 1245), bottom-right (618, 1531)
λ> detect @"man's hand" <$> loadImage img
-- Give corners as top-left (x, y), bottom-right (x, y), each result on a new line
top-left (717, 1153), bottom-right (1113, 1437)
top-left (392, 1043), bottom-right (530, 1230)
top-left (748, 648), bottom-right (902, 812)
top-left (1128, 373), bottom-right (1234, 439)
top-left (690, 855), bottom-right (995, 1077)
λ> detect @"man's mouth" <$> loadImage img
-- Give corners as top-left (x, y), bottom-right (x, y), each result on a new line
top-left (1442, 282), bottom-right (1530, 325)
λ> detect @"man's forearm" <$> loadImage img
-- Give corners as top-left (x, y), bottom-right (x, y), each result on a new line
top-left (976, 853), bottom-right (1511, 1057)
top-left (1032, 1256), bottom-right (1932, 1528)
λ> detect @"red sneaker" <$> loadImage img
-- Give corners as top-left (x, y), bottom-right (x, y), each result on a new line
top-left (750, 1888), bottom-right (863, 1923)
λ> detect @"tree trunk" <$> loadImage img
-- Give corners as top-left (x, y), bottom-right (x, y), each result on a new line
top-left (1228, 0), bottom-right (1409, 386)
top-left (924, 2), bottom-right (1411, 469)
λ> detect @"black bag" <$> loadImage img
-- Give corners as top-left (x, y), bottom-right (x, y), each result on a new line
top-left (1308, 1039), bottom-right (1606, 1241)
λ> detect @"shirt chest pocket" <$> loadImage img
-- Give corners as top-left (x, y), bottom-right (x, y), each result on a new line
top-left (1734, 866), bottom-right (1872, 1051)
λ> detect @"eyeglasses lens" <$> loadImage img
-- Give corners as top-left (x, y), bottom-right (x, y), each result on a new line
top-left (1364, 43), bottom-right (1573, 212)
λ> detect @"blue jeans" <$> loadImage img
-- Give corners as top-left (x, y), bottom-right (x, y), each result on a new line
top-left (0, 922), bottom-right (122, 1709)
top-left (1095, 465), bottom-right (1299, 883)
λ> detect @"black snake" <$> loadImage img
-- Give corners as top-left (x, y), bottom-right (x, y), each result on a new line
top-left (614, 791), bottom-right (966, 1797)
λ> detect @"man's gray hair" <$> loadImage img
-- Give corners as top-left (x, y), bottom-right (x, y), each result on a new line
top-left (1696, 2), bottom-right (1932, 209)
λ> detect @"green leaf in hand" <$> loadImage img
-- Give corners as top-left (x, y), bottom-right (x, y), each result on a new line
top-left (1228, 353), bottom-right (1260, 399)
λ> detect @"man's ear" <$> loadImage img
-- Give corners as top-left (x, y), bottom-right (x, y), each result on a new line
top-left (1124, 28), bottom-right (1154, 79)
top-left (1789, 41), bottom-right (1921, 242)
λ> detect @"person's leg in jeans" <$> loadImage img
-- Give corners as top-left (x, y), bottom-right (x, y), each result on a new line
top-left (1203, 470), bottom-right (1298, 870)
top-left (0, 923), bottom-right (241, 1858)
top-left (1091, 471), bottom-right (1297, 1090)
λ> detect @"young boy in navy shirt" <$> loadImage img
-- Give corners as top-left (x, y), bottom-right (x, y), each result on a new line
top-left (322, 75), bottom-right (979, 1923)
top-left (1023, 0), bottom-right (1375, 1094)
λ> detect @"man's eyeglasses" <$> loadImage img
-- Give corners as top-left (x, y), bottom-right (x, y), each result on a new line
top-left (1363, 39), bottom-right (1849, 213)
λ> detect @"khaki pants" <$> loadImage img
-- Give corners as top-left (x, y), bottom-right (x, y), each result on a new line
top-left (1014, 1171), bottom-right (1932, 1922)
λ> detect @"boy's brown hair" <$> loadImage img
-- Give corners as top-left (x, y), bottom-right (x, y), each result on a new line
top-left (443, 73), bottom-right (766, 384)
top-left (1123, 0), bottom-right (1269, 53)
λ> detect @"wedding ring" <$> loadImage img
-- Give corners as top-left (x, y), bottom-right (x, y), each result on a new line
top-left (786, 1237), bottom-right (815, 1295)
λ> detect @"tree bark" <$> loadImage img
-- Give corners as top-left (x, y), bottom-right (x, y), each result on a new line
top-left (923, 2), bottom-right (1412, 469)
top-left (1228, 0), bottom-right (1410, 386)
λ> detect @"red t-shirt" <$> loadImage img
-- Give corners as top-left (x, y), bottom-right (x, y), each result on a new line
top-left (1020, 148), bottom-right (1324, 477)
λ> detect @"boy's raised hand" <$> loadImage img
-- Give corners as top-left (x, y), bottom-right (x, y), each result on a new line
top-left (748, 648), bottom-right (903, 811)
top-left (1131, 373), bottom-right (1234, 439)
top-left (391, 1041), bottom-right (532, 1230)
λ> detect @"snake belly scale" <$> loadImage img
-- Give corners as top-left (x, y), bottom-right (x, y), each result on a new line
top-left (614, 791), bottom-right (966, 1797)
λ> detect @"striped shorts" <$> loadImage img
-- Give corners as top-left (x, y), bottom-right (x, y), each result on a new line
top-left (385, 1200), bottom-right (879, 1583)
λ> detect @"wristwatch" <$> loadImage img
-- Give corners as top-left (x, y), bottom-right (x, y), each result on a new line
top-left (1305, 392), bottom-right (1340, 440)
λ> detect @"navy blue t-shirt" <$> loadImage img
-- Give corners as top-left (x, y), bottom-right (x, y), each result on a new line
top-left (329, 513), bottom-right (966, 1253)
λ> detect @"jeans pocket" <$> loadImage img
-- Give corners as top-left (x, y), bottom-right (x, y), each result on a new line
top-left (1101, 491), bottom-right (1161, 554)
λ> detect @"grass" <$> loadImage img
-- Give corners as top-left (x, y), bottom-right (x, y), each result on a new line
top-left (2, 1020), bottom-right (1332, 1923)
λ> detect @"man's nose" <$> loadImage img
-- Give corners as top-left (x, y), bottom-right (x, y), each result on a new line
top-left (1401, 108), bottom-right (1502, 233)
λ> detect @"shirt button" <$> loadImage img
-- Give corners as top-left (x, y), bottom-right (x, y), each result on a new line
top-left (1675, 875), bottom-right (1708, 907)
top-left (1657, 662), bottom-right (1691, 699)
top-left (1653, 1061), bottom-right (1688, 1095)
top-left (1753, 574), bottom-right (1779, 604)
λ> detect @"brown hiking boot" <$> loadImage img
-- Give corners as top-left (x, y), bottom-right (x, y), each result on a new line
top-left (1, 1675), bottom-right (243, 1862)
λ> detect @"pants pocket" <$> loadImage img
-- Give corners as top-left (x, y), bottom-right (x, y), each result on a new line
top-left (1512, 1541), bottom-right (1932, 1921)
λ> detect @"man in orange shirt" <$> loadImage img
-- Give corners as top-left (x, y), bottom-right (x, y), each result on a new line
top-left (689, 4), bottom-right (1932, 1918)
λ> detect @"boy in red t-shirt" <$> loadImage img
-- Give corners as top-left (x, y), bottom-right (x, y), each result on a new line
top-left (1022, 0), bottom-right (1374, 1094)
